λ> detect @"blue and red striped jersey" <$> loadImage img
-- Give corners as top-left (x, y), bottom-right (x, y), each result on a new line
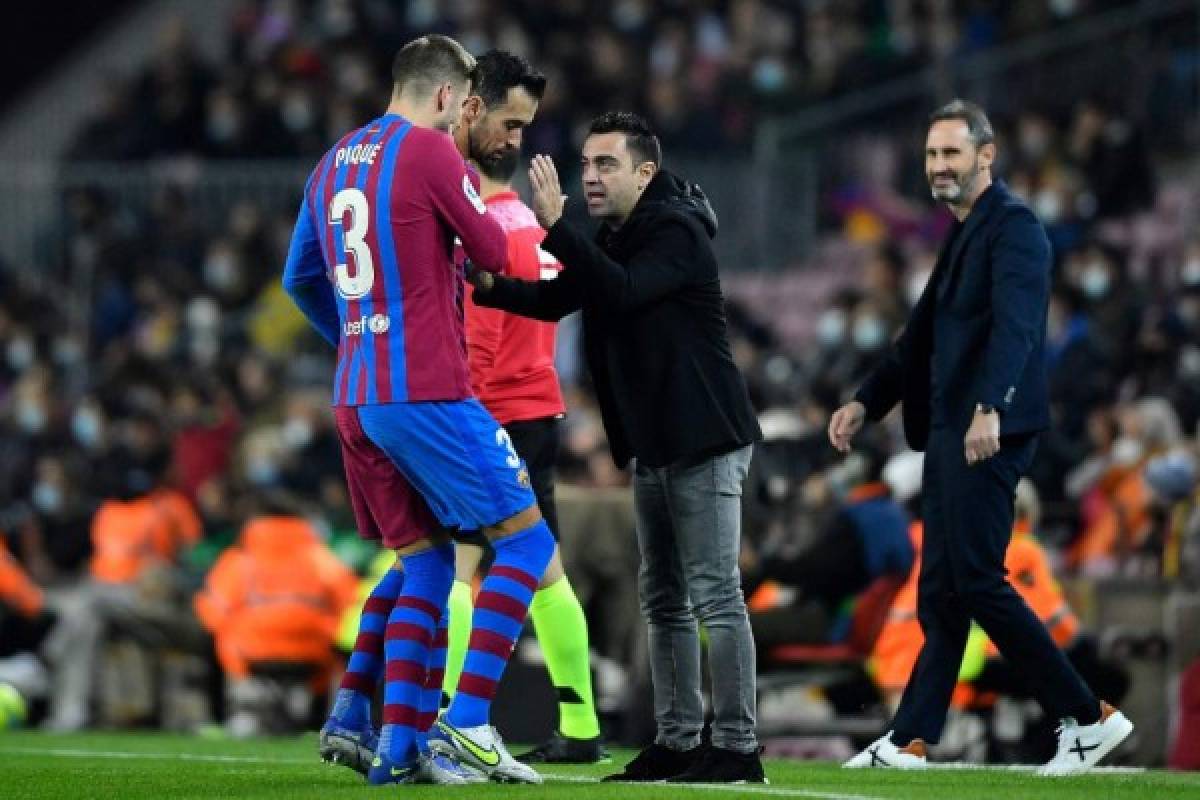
top-left (283, 114), bottom-right (507, 405)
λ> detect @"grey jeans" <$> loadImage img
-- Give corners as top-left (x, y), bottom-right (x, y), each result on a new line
top-left (633, 444), bottom-right (757, 754)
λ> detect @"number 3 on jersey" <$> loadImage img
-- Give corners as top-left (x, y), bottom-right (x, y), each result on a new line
top-left (330, 187), bottom-right (375, 299)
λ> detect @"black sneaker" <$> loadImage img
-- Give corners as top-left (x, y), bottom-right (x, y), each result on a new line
top-left (669, 746), bottom-right (767, 784)
top-left (601, 742), bottom-right (703, 782)
top-left (517, 731), bottom-right (610, 764)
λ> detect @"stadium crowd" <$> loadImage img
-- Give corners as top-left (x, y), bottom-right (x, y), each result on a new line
top-left (0, 0), bottom-right (1197, 767)
top-left (66, 0), bottom-right (1138, 162)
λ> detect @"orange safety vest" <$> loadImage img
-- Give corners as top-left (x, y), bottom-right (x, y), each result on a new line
top-left (870, 520), bottom-right (1080, 695)
top-left (90, 495), bottom-right (183, 584)
top-left (1069, 471), bottom-right (1153, 569)
top-left (0, 537), bottom-right (43, 618)
top-left (868, 521), bottom-right (923, 693)
top-left (194, 516), bottom-right (359, 678)
top-left (988, 522), bottom-right (1078, 655)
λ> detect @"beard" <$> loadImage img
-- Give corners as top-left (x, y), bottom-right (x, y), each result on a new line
top-left (477, 146), bottom-right (520, 183)
top-left (929, 158), bottom-right (981, 205)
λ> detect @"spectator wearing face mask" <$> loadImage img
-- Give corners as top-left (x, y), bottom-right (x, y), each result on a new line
top-left (1066, 243), bottom-right (1143, 377)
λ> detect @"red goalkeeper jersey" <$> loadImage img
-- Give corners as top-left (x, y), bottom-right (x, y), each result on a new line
top-left (464, 191), bottom-right (565, 425)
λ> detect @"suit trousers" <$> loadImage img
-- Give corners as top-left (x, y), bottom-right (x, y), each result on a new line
top-left (890, 425), bottom-right (1100, 744)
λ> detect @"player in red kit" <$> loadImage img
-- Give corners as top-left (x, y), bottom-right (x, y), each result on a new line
top-left (445, 50), bottom-right (606, 764)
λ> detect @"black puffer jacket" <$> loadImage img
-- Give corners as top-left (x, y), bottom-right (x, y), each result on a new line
top-left (474, 168), bottom-right (761, 468)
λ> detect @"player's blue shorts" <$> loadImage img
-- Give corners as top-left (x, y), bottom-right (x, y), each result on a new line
top-left (350, 398), bottom-right (537, 531)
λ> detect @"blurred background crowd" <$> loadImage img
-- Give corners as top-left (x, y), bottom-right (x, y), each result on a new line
top-left (0, 0), bottom-right (1198, 769)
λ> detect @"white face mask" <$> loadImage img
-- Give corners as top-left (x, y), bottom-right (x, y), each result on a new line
top-left (1112, 436), bottom-right (1144, 466)
top-left (72, 407), bottom-right (102, 448)
top-left (1034, 189), bottom-right (1062, 224)
top-left (1181, 259), bottom-right (1200, 287)
top-left (281, 417), bottom-right (314, 450)
top-left (15, 401), bottom-right (46, 434)
top-left (7, 337), bottom-right (34, 371)
top-left (32, 482), bottom-right (63, 514)
top-left (816, 310), bottom-right (847, 347)
top-left (853, 316), bottom-right (888, 351)
top-left (1080, 264), bottom-right (1111, 299)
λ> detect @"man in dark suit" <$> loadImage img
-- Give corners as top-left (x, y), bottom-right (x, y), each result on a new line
top-left (831, 100), bottom-right (1133, 776)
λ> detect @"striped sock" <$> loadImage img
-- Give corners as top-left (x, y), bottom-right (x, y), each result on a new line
top-left (330, 565), bottom-right (405, 730)
top-left (379, 544), bottom-right (454, 764)
top-left (415, 611), bottom-right (449, 754)
top-left (444, 521), bottom-right (554, 729)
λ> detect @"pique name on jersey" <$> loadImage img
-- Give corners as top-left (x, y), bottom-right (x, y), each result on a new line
top-left (336, 142), bottom-right (384, 168)
top-left (344, 313), bottom-right (391, 337)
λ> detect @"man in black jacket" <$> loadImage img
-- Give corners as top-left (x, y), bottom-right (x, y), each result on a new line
top-left (831, 100), bottom-right (1133, 775)
top-left (469, 112), bottom-right (764, 783)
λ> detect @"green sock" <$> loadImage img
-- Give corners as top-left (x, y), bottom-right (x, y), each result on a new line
top-left (442, 579), bottom-right (474, 699)
top-left (531, 577), bottom-right (600, 739)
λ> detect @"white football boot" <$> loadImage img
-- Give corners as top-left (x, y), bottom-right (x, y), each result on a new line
top-left (843, 731), bottom-right (929, 769)
top-left (428, 717), bottom-right (543, 784)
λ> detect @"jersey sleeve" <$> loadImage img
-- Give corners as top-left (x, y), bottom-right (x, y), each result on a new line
top-left (421, 133), bottom-right (507, 273)
top-left (282, 198), bottom-right (340, 347)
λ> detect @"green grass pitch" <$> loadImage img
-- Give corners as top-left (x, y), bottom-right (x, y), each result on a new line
top-left (1, 731), bottom-right (1198, 799)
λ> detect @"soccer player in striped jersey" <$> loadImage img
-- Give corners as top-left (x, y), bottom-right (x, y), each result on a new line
top-left (443, 49), bottom-right (606, 765)
top-left (282, 34), bottom-right (553, 785)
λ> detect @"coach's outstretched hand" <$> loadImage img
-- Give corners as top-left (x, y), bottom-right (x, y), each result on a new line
top-left (828, 401), bottom-right (866, 453)
top-left (463, 258), bottom-right (494, 292)
top-left (529, 154), bottom-right (567, 229)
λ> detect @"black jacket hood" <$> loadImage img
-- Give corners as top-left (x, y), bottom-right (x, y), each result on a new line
top-left (619, 168), bottom-right (718, 240)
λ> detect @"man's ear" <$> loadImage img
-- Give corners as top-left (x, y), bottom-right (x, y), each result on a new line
top-left (979, 142), bottom-right (997, 171)
top-left (435, 83), bottom-right (452, 113)
top-left (638, 161), bottom-right (658, 183)
top-left (460, 95), bottom-right (484, 125)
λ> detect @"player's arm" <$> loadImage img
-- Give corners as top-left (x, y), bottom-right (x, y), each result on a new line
top-left (424, 135), bottom-right (508, 273)
top-left (282, 199), bottom-right (340, 347)
top-left (976, 207), bottom-right (1051, 414)
top-left (538, 217), bottom-right (695, 313)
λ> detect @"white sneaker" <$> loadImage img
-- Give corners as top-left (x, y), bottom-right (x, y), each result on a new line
top-left (843, 731), bottom-right (929, 769)
top-left (428, 717), bottom-right (543, 784)
top-left (1038, 702), bottom-right (1133, 776)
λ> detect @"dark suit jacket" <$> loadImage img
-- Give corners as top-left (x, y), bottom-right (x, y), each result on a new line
top-left (473, 169), bottom-right (762, 468)
top-left (854, 181), bottom-right (1052, 450)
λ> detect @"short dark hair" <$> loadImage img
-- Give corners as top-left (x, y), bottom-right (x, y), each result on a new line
top-left (391, 34), bottom-right (475, 97)
top-left (472, 50), bottom-right (546, 109)
top-left (588, 111), bottom-right (662, 168)
top-left (929, 99), bottom-right (995, 147)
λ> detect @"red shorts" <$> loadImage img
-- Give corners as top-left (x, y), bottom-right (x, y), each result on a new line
top-left (334, 406), bottom-right (438, 549)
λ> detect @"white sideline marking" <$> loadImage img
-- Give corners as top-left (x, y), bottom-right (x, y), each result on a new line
top-left (0, 747), bottom-right (311, 765)
top-left (541, 773), bottom-right (885, 800)
top-left (0, 748), bottom-right (886, 799)
top-left (0, 748), bottom-right (1148, 795)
